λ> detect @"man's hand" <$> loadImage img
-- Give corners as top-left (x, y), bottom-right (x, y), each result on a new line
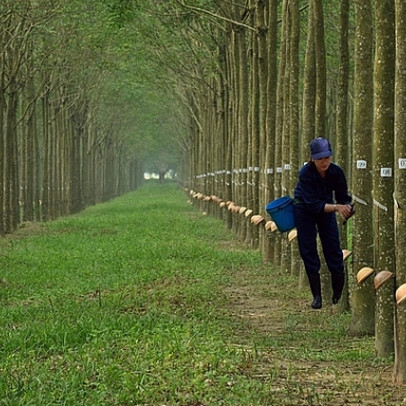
top-left (342, 203), bottom-right (355, 225)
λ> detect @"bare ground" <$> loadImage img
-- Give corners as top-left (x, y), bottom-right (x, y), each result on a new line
top-left (224, 258), bottom-right (406, 406)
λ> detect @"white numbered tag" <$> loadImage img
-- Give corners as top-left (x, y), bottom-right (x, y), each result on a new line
top-left (380, 168), bottom-right (392, 177)
top-left (399, 158), bottom-right (406, 169)
top-left (356, 160), bottom-right (367, 169)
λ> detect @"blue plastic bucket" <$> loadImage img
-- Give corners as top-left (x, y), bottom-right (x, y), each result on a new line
top-left (265, 196), bottom-right (295, 232)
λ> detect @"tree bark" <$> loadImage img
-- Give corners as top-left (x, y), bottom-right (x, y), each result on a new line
top-left (288, 0), bottom-right (301, 277)
top-left (263, 0), bottom-right (278, 263)
top-left (393, 0), bottom-right (406, 384)
top-left (350, 0), bottom-right (375, 336)
top-left (373, 0), bottom-right (395, 358)
top-left (312, 0), bottom-right (326, 139)
top-left (336, 0), bottom-right (351, 311)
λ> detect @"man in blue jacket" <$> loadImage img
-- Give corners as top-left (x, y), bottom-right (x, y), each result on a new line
top-left (294, 138), bottom-right (353, 309)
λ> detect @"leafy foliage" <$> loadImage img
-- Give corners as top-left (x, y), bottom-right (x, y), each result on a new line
top-left (58, 0), bottom-right (193, 175)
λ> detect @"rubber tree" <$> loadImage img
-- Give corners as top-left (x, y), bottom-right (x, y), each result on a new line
top-left (349, 0), bottom-right (375, 336)
top-left (393, 0), bottom-right (406, 384)
top-left (271, 0), bottom-right (289, 268)
top-left (288, 0), bottom-right (300, 277)
top-left (21, 38), bottom-right (41, 223)
top-left (296, 1), bottom-right (316, 290)
top-left (263, 0), bottom-right (278, 263)
top-left (232, 1), bottom-right (250, 240)
top-left (373, 0), bottom-right (396, 359)
top-left (312, 0), bottom-right (326, 140)
top-left (246, 0), bottom-right (267, 249)
top-left (1, 1), bottom-right (31, 233)
top-left (255, 0), bottom-right (269, 253)
top-left (277, 0), bottom-right (290, 272)
top-left (335, 0), bottom-right (351, 311)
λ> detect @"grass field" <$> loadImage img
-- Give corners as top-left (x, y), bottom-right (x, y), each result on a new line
top-left (0, 181), bottom-right (404, 405)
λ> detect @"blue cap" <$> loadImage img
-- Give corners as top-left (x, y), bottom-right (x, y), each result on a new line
top-left (310, 137), bottom-right (332, 160)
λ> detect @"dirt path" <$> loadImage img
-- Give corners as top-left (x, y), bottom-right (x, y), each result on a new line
top-left (225, 263), bottom-right (405, 406)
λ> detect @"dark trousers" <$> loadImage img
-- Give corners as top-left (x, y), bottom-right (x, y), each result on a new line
top-left (294, 204), bottom-right (344, 277)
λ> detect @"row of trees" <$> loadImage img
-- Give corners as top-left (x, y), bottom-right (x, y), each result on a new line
top-left (3, 0), bottom-right (406, 386)
top-left (0, 0), bottom-right (143, 233)
top-left (0, 0), bottom-right (185, 236)
top-left (157, 0), bottom-right (406, 385)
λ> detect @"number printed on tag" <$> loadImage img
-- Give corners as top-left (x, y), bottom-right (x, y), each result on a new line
top-left (356, 160), bottom-right (367, 169)
top-left (399, 158), bottom-right (406, 169)
top-left (380, 168), bottom-right (392, 177)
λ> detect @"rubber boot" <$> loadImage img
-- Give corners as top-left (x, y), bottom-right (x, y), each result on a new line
top-left (308, 273), bottom-right (322, 309)
top-left (331, 272), bottom-right (344, 305)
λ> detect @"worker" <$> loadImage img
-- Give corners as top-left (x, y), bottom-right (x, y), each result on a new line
top-left (293, 137), bottom-right (353, 309)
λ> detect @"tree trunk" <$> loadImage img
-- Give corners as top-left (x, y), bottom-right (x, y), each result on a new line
top-left (312, 0), bottom-right (326, 139)
top-left (393, 0), bottom-right (406, 384)
top-left (273, 0), bottom-right (288, 268)
top-left (0, 44), bottom-right (5, 236)
top-left (280, 0), bottom-right (291, 274)
top-left (298, 0), bottom-right (316, 290)
top-left (349, 0), bottom-right (375, 336)
top-left (263, 0), bottom-right (278, 263)
top-left (234, 9), bottom-right (249, 241)
top-left (256, 0), bottom-right (267, 247)
top-left (288, 0), bottom-right (301, 277)
top-left (41, 88), bottom-right (51, 221)
top-left (5, 79), bottom-right (19, 233)
top-left (336, 0), bottom-right (351, 311)
top-left (373, 0), bottom-right (395, 358)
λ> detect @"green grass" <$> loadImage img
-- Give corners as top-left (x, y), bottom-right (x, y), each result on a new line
top-left (0, 181), bottom-right (401, 405)
top-left (0, 182), bottom-right (264, 405)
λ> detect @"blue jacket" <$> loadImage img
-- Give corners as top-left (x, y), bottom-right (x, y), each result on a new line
top-left (294, 162), bottom-right (351, 215)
